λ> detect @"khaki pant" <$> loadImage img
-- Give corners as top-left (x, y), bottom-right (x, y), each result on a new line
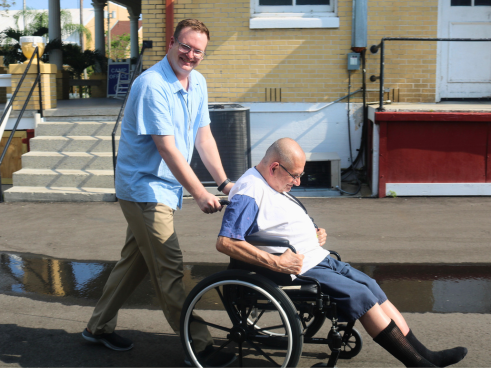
top-left (87, 199), bottom-right (212, 352)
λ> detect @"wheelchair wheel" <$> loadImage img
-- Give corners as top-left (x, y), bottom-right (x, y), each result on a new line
top-left (328, 325), bottom-right (363, 360)
top-left (181, 270), bottom-right (303, 367)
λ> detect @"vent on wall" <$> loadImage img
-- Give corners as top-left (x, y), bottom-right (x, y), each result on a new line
top-left (265, 88), bottom-right (281, 102)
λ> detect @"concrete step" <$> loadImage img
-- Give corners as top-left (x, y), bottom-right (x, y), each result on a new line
top-left (29, 136), bottom-right (119, 152)
top-left (12, 169), bottom-right (115, 188)
top-left (3, 186), bottom-right (116, 202)
top-left (21, 152), bottom-right (114, 170)
top-left (36, 121), bottom-right (121, 136)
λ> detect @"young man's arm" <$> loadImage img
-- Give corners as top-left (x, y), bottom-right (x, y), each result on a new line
top-left (216, 236), bottom-right (304, 275)
top-left (152, 134), bottom-right (221, 213)
top-left (195, 125), bottom-right (233, 195)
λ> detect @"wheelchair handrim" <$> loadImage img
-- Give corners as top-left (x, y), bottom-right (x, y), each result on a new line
top-left (182, 279), bottom-right (294, 368)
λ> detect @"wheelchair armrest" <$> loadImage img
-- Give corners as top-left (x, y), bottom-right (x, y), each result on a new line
top-left (245, 234), bottom-right (297, 254)
top-left (328, 250), bottom-right (341, 261)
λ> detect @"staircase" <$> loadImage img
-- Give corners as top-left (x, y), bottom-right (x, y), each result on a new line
top-left (4, 108), bottom-right (121, 202)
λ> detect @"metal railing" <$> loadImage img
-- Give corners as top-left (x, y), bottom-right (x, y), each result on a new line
top-left (369, 37), bottom-right (491, 111)
top-left (111, 41), bottom-right (152, 182)
top-left (0, 47), bottom-right (44, 202)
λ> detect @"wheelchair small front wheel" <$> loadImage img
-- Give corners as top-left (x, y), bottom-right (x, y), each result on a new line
top-left (328, 325), bottom-right (363, 360)
top-left (180, 270), bottom-right (303, 367)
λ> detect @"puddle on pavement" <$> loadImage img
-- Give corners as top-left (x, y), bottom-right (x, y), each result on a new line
top-left (1, 252), bottom-right (490, 313)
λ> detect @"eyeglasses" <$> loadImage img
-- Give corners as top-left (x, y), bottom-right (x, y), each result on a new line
top-left (278, 163), bottom-right (304, 181)
top-left (177, 40), bottom-right (206, 60)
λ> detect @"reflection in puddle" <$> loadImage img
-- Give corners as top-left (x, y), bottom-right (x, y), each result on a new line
top-left (1, 252), bottom-right (490, 313)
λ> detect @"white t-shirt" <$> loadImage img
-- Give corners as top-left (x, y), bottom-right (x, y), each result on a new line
top-left (218, 168), bottom-right (329, 276)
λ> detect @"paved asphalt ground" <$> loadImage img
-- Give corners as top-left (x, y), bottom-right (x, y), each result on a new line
top-left (1, 196), bottom-right (491, 367)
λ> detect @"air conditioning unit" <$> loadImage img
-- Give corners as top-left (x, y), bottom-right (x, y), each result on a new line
top-left (190, 103), bottom-right (251, 184)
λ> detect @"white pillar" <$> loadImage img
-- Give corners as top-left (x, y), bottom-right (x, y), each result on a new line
top-left (48, 0), bottom-right (62, 70)
top-left (92, 1), bottom-right (106, 72)
top-left (129, 14), bottom-right (140, 59)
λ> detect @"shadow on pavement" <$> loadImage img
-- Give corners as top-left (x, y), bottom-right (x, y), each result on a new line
top-left (0, 324), bottom-right (186, 367)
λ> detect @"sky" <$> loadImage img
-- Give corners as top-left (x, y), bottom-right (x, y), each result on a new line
top-left (7, 0), bottom-right (99, 10)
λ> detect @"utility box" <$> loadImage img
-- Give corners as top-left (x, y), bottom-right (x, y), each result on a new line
top-left (347, 53), bottom-right (361, 70)
top-left (190, 103), bottom-right (251, 183)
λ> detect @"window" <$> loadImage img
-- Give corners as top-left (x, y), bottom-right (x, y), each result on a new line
top-left (250, 0), bottom-right (339, 29)
top-left (451, 0), bottom-right (491, 5)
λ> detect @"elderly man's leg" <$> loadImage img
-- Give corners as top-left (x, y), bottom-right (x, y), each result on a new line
top-left (302, 257), bottom-right (435, 367)
top-left (379, 301), bottom-right (467, 367)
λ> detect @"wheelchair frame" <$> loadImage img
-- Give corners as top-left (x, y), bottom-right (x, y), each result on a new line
top-left (180, 234), bottom-right (363, 368)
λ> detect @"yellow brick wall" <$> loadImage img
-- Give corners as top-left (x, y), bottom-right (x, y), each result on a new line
top-left (10, 73), bottom-right (57, 110)
top-left (141, 0), bottom-right (438, 103)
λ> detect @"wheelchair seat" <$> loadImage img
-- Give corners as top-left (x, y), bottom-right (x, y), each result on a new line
top-left (180, 234), bottom-right (362, 368)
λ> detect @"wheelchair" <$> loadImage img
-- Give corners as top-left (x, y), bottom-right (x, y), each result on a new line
top-left (180, 233), bottom-right (363, 368)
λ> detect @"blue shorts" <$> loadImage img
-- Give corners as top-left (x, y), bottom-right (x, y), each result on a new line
top-left (299, 256), bottom-right (388, 323)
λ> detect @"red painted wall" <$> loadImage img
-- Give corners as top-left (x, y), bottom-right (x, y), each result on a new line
top-left (376, 112), bottom-right (491, 197)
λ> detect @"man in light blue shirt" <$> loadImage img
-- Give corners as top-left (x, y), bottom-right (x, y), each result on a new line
top-left (82, 19), bottom-right (235, 367)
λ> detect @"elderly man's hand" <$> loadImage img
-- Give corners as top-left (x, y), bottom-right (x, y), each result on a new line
top-left (316, 228), bottom-right (327, 247)
top-left (277, 249), bottom-right (304, 275)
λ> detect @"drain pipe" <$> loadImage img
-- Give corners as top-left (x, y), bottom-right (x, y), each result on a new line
top-left (165, 0), bottom-right (174, 52)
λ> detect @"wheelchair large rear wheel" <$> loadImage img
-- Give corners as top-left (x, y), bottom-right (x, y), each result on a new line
top-left (181, 270), bottom-right (303, 367)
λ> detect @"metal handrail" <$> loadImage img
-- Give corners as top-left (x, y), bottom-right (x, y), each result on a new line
top-left (111, 42), bottom-right (152, 183)
top-left (369, 37), bottom-right (491, 111)
top-left (0, 46), bottom-right (44, 202)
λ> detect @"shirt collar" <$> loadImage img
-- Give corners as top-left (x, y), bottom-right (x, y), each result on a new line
top-left (160, 56), bottom-right (199, 94)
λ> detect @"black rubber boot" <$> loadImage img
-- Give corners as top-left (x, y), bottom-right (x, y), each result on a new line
top-left (406, 330), bottom-right (467, 367)
top-left (374, 320), bottom-right (437, 367)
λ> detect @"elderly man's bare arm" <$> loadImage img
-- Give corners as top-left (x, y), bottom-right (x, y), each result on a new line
top-left (216, 236), bottom-right (304, 275)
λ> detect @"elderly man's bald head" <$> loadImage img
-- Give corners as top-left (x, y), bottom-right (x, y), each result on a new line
top-left (256, 138), bottom-right (306, 192)
top-left (261, 138), bottom-right (305, 167)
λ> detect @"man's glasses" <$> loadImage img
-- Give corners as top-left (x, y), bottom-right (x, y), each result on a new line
top-left (278, 163), bottom-right (304, 180)
top-left (177, 40), bottom-right (206, 60)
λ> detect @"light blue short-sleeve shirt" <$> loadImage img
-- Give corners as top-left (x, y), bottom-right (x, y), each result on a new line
top-left (115, 56), bottom-right (211, 209)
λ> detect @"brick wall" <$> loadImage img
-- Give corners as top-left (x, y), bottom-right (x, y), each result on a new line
top-left (10, 69), bottom-right (57, 110)
top-left (141, 0), bottom-right (438, 103)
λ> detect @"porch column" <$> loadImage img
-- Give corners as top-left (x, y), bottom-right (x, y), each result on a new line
top-left (129, 14), bottom-right (140, 59)
top-left (48, 0), bottom-right (62, 70)
top-left (92, 0), bottom-right (106, 71)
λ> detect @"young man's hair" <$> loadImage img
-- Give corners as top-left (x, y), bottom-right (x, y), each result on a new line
top-left (174, 19), bottom-right (210, 41)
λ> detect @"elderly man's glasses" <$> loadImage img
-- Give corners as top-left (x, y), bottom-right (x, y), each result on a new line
top-left (177, 40), bottom-right (206, 60)
top-left (279, 163), bottom-right (304, 180)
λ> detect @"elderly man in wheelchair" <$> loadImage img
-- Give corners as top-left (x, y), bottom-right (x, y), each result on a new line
top-left (180, 138), bottom-right (467, 368)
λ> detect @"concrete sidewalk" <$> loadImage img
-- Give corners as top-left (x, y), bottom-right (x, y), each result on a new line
top-left (1, 197), bottom-right (490, 367)
top-left (1, 196), bottom-right (490, 264)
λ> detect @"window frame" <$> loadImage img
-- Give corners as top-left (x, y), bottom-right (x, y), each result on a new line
top-left (250, 0), bottom-right (339, 29)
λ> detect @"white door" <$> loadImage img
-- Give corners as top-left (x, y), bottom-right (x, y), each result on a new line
top-left (438, 0), bottom-right (491, 100)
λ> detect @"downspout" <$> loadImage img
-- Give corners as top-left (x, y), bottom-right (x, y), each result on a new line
top-left (166, 0), bottom-right (174, 53)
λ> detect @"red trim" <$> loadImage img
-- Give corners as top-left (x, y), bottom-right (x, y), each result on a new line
top-left (378, 121), bottom-right (388, 198)
top-left (165, 0), bottom-right (174, 54)
top-left (375, 112), bottom-right (491, 123)
top-left (487, 123), bottom-right (491, 183)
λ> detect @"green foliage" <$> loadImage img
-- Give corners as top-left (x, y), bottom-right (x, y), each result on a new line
top-left (0, 0), bottom-right (15, 12)
top-left (9, 8), bottom-right (91, 42)
top-left (0, 7), bottom-right (101, 75)
top-left (388, 190), bottom-right (397, 198)
top-left (62, 43), bottom-right (106, 78)
top-left (107, 33), bottom-right (131, 60)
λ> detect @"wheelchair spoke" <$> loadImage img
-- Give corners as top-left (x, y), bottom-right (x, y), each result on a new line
top-left (189, 315), bottom-right (231, 333)
top-left (239, 342), bottom-right (243, 368)
top-left (245, 338), bottom-right (281, 367)
top-left (214, 286), bottom-right (237, 322)
top-left (256, 324), bottom-right (287, 333)
top-left (252, 309), bottom-right (266, 327)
